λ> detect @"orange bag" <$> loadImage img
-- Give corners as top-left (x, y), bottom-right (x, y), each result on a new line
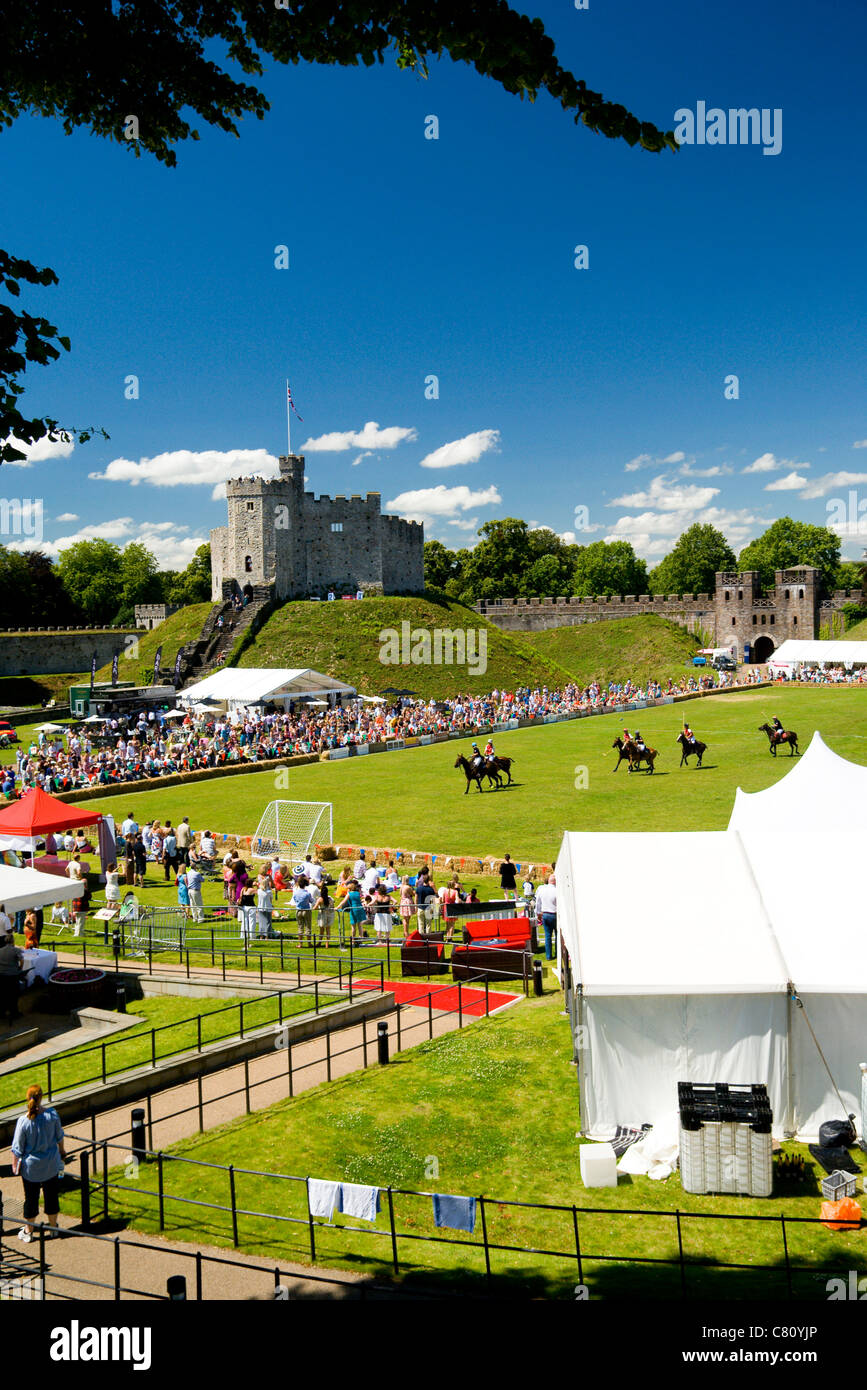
top-left (820, 1198), bottom-right (862, 1231)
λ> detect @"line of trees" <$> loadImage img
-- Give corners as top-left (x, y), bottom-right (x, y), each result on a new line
top-left (424, 519), bottom-right (863, 604)
top-left (0, 541), bottom-right (211, 628)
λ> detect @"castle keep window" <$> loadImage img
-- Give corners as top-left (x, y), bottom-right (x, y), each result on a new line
top-left (331, 523), bottom-right (343, 533)
top-left (244, 555), bottom-right (252, 572)
top-left (246, 502), bottom-right (255, 512)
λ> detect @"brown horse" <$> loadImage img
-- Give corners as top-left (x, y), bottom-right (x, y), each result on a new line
top-left (455, 754), bottom-right (488, 793)
top-left (612, 737), bottom-right (658, 773)
top-left (489, 755), bottom-right (515, 786)
top-left (758, 723), bottom-right (799, 757)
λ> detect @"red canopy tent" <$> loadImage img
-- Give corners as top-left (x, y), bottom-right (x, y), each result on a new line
top-left (0, 787), bottom-right (101, 841)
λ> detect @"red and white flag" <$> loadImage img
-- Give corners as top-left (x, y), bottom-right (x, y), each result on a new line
top-left (286, 382), bottom-right (303, 421)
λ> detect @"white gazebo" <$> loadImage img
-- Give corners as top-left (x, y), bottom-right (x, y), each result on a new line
top-left (178, 668), bottom-right (357, 714)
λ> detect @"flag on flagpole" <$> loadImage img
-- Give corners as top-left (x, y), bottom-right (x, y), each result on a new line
top-left (286, 382), bottom-right (303, 421)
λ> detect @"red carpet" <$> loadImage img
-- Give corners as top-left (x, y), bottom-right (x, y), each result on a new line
top-left (349, 979), bottom-right (518, 1015)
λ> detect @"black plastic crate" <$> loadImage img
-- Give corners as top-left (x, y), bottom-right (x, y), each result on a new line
top-left (678, 1082), bottom-right (772, 1132)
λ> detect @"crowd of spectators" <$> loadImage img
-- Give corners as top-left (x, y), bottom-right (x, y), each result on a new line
top-left (772, 664), bottom-right (867, 684)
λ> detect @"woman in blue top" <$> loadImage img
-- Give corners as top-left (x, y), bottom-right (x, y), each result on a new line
top-left (11, 1084), bottom-right (69, 1242)
top-left (345, 880), bottom-right (368, 939)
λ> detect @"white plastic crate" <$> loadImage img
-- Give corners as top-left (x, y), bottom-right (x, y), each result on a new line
top-left (679, 1121), bottom-right (773, 1197)
top-left (821, 1170), bottom-right (858, 1201)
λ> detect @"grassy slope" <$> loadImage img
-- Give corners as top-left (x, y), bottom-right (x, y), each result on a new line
top-left (234, 596), bottom-right (573, 697)
top-left (84, 991), bottom-right (867, 1299)
top-left (0, 992), bottom-right (322, 1114)
top-left (93, 602), bottom-right (213, 687)
top-left (520, 613), bottom-right (702, 686)
top-left (844, 615), bottom-right (867, 640)
top-left (79, 687), bottom-right (867, 862)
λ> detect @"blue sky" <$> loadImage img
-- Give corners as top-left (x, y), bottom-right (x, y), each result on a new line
top-left (2, 0), bottom-right (866, 571)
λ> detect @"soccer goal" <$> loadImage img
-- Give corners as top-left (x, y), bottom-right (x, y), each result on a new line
top-left (251, 800), bottom-right (333, 861)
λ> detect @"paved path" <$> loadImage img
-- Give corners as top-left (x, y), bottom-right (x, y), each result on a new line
top-left (0, 968), bottom-right (515, 1300)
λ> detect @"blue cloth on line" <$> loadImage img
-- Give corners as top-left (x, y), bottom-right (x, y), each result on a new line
top-left (432, 1193), bottom-right (477, 1234)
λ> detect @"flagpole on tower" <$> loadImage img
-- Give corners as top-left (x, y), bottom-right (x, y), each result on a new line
top-left (286, 378), bottom-right (291, 458)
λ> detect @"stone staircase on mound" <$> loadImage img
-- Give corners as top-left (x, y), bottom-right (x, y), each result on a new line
top-left (159, 584), bottom-right (274, 689)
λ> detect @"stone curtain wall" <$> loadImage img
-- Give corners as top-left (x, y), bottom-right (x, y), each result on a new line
top-left (475, 593), bottom-right (715, 634)
top-left (477, 572), bottom-right (866, 651)
top-left (0, 631), bottom-right (138, 676)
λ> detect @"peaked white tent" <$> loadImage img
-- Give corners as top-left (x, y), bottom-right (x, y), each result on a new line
top-left (558, 809), bottom-right (867, 1139)
top-left (178, 668), bottom-right (356, 712)
top-left (769, 639), bottom-right (867, 671)
top-left (729, 730), bottom-right (867, 836)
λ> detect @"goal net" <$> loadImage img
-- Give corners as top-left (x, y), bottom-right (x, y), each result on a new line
top-left (251, 800), bottom-right (333, 862)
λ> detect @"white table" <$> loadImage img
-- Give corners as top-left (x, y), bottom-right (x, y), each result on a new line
top-left (20, 948), bottom-right (58, 986)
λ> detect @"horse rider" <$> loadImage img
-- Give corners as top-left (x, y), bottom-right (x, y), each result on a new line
top-left (683, 722), bottom-right (697, 746)
top-left (622, 727), bottom-right (633, 751)
top-left (484, 738), bottom-right (495, 761)
top-left (632, 729), bottom-right (646, 752)
top-left (470, 741), bottom-right (484, 771)
top-left (771, 716), bottom-right (784, 745)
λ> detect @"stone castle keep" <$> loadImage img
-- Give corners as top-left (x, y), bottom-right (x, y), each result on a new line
top-left (476, 568), bottom-right (864, 662)
top-left (210, 454), bottom-right (424, 601)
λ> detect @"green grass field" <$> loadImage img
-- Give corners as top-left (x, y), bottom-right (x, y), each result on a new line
top-left (76, 686), bottom-right (867, 862)
top-left (71, 991), bottom-right (867, 1299)
top-left (0, 991), bottom-right (325, 1115)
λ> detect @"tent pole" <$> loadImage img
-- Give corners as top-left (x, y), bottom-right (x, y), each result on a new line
top-left (785, 980), bottom-right (796, 1139)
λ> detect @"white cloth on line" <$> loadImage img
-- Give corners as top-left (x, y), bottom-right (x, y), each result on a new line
top-left (338, 1182), bottom-right (381, 1222)
top-left (307, 1178), bottom-right (341, 1221)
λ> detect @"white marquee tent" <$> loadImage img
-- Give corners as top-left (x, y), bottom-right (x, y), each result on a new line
top-left (178, 668), bottom-right (357, 713)
top-left (769, 638), bottom-right (867, 671)
top-left (0, 864), bottom-right (85, 914)
top-left (558, 740), bottom-right (867, 1139)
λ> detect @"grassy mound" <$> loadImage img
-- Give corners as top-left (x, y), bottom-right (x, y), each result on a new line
top-left (520, 614), bottom-right (702, 687)
top-left (93, 602), bottom-right (214, 687)
top-left (233, 595), bottom-right (572, 697)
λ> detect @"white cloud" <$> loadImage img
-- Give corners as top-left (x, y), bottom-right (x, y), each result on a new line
top-left (853, 440), bottom-right (867, 449)
top-left (800, 471), bottom-right (867, 500)
top-left (624, 453), bottom-right (653, 472)
top-left (447, 516), bottom-right (480, 531)
top-left (418, 429), bottom-right (500, 469)
top-left (742, 452), bottom-right (778, 473)
top-left (385, 484), bottom-right (501, 524)
top-left (31, 517), bottom-right (206, 570)
top-left (603, 533), bottom-right (673, 558)
top-left (301, 422), bottom-right (417, 453)
top-left (54, 512), bottom-right (79, 522)
top-left (2, 435), bottom-right (76, 466)
top-left (827, 519), bottom-right (867, 540)
top-left (351, 452), bottom-right (374, 467)
top-left (662, 451), bottom-right (686, 464)
top-left (742, 452), bottom-right (810, 475)
top-left (679, 462), bottom-right (733, 478)
top-left (90, 448), bottom-right (280, 489)
top-left (764, 471), bottom-right (809, 491)
top-left (610, 475), bottom-right (720, 512)
top-left (605, 504), bottom-right (770, 561)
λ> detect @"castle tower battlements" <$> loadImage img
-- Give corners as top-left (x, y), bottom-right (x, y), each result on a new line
top-left (211, 453), bottom-right (424, 600)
